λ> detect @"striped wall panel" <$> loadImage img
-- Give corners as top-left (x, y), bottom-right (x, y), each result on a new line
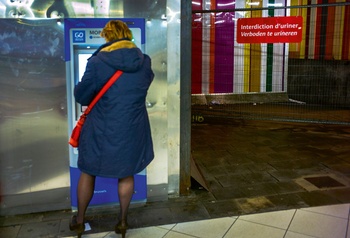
top-left (289, 0), bottom-right (350, 60)
top-left (191, 0), bottom-right (350, 94)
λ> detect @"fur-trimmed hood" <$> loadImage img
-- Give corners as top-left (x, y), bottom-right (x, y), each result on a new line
top-left (95, 40), bottom-right (144, 73)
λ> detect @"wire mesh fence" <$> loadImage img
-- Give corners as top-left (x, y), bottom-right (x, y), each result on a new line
top-left (191, 1), bottom-right (350, 125)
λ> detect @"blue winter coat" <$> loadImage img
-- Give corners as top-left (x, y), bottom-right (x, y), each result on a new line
top-left (74, 39), bottom-right (154, 178)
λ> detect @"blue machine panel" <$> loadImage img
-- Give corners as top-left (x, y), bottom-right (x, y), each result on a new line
top-left (64, 18), bottom-right (147, 209)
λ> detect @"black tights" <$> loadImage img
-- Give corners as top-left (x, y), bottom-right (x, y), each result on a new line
top-left (76, 172), bottom-right (134, 223)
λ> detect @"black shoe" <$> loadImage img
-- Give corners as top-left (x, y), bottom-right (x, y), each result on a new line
top-left (115, 219), bottom-right (128, 238)
top-left (69, 215), bottom-right (85, 238)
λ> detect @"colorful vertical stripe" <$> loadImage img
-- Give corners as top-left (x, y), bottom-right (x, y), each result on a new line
top-left (209, 1), bottom-right (216, 93)
top-left (324, 0), bottom-right (336, 60)
top-left (242, 1), bottom-right (251, 93)
top-left (191, 1), bottom-right (203, 94)
top-left (214, 0), bottom-right (235, 93)
top-left (251, 2), bottom-right (263, 92)
top-left (341, 2), bottom-right (350, 60)
top-left (266, 0), bottom-right (275, 92)
top-left (289, 0), bottom-right (350, 60)
top-left (333, 0), bottom-right (345, 60)
top-left (289, 0), bottom-right (308, 58)
top-left (191, 0), bottom-right (350, 94)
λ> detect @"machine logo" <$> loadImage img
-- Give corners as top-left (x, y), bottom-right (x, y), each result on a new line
top-left (72, 30), bottom-right (86, 43)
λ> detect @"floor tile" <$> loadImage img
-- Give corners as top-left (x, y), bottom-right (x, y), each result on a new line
top-left (300, 203), bottom-right (350, 219)
top-left (83, 231), bottom-right (111, 237)
top-left (164, 230), bottom-right (197, 238)
top-left (125, 226), bottom-right (171, 238)
top-left (284, 231), bottom-right (317, 238)
top-left (103, 232), bottom-right (119, 238)
top-left (322, 188), bottom-right (350, 203)
top-left (266, 193), bottom-right (308, 209)
top-left (169, 204), bottom-right (211, 223)
top-left (203, 199), bottom-right (241, 218)
top-left (3, 121), bottom-right (350, 238)
top-left (17, 220), bottom-right (60, 238)
top-left (0, 225), bottom-right (20, 238)
top-left (224, 219), bottom-right (286, 238)
top-left (238, 209), bottom-right (296, 229)
top-left (158, 224), bottom-right (177, 230)
top-left (64, 232), bottom-right (115, 238)
top-left (235, 196), bottom-right (275, 214)
top-left (297, 191), bottom-right (341, 206)
top-left (288, 209), bottom-right (348, 238)
top-left (172, 217), bottom-right (235, 238)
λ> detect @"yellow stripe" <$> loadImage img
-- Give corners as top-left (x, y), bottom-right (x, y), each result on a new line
top-left (308, 0), bottom-right (318, 59)
top-left (243, 44), bottom-right (250, 93)
top-left (243, 1), bottom-right (252, 92)
top-left (250, 44), bottom-right (261, 92)
top-left (250, 1), bottom-right (262, 92)
top-left (300, 0), bottom-right (308, 59)
top-left (333, 0), bottom-right (345, 60)
top-left (289, 1), bottom-right (299, 53)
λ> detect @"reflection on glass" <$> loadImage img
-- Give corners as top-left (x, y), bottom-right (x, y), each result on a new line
top-left (78, 53), bottom-right (91, 82)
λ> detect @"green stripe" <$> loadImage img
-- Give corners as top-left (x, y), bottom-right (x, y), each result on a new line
top-left (266, 44), bottom-right (273, 92)
top-left (266, 0), bottom-right (275, 92)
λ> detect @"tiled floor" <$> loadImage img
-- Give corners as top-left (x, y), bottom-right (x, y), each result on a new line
top-left (60, 203), bottom-right (350, 238)
top-left (1, 119), bottom-right (350, 237)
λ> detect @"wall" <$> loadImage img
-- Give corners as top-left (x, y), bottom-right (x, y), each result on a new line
top-left (288, 59), bottom-right (350, 106)
top-left (0, 0), bottom-right (183, 215)
top-left (0, 19), bottom-right (69, 215)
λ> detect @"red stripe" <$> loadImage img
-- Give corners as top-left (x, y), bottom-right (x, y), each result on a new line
top-left (314, 0), bottom-right (323, 59)
top-left (325, 0), bottom-right (335, 60)
top-left (341, 4), bottom-right (350, 60)
top-left (305, 3), bottom-right (311, 59)
top-left (191, 4), bottom-right (203, 94)
top-left (209, 8), bottom-right (216, 94)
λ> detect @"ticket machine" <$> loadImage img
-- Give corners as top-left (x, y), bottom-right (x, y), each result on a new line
top-left (64, 18), bottom-right (146, 209)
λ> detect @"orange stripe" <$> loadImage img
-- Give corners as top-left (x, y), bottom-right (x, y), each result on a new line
top-left (313, 0), bottom-right (323, 59)
top-left (289, 0), bottom-right (300, 57)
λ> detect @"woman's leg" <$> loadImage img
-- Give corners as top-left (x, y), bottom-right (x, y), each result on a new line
top-left (76, 172), bottom-right (96, 223)
top-left (118, 175), bottom-right (134, 221)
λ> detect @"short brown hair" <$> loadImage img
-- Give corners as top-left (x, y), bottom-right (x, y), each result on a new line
top-left (100, 20), bottom-right (133, 42)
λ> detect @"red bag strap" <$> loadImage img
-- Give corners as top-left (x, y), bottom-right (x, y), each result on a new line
top-left (84, 70), bottom-right (123, 115)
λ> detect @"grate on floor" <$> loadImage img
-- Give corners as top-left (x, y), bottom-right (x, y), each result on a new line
top-left (304, 176), bottom-right (345, 189)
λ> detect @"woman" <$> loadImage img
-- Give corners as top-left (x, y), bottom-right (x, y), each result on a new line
top-left (69, 20), bottom-right (154, 238)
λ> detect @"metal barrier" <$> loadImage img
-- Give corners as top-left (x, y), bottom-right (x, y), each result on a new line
top-left (191, 2), bottom-right (350, 125)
